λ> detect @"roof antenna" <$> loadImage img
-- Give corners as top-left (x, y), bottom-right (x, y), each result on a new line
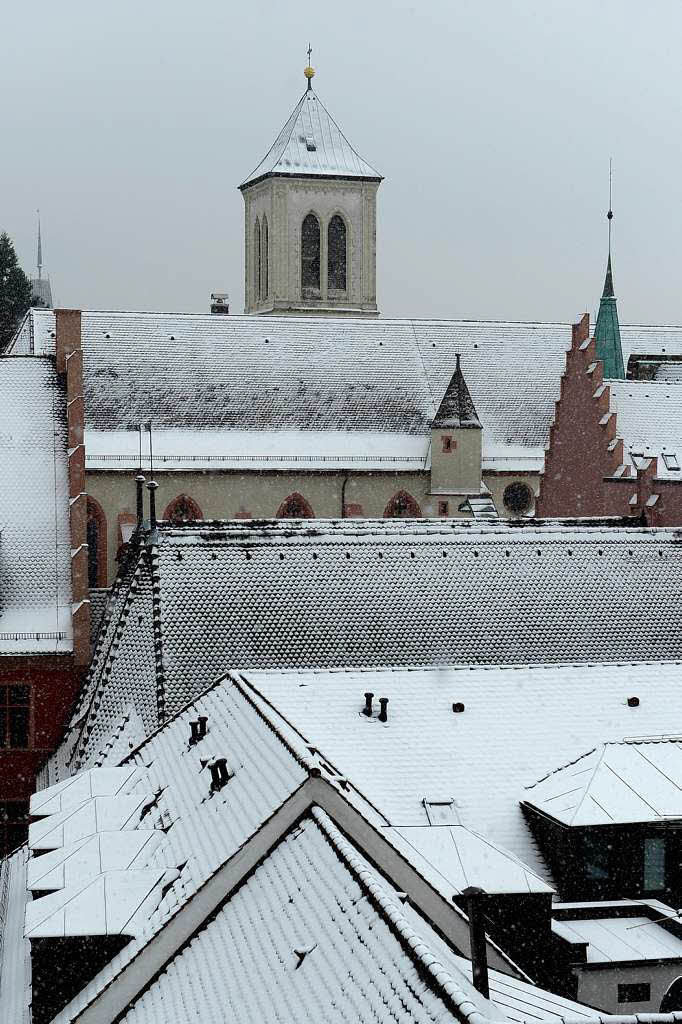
top-left (145, 420), bottom-right (158, 529)
top-left (304, 43), bottom-right (315, 90)
top-left (136, 423), bottom-right (146, 528)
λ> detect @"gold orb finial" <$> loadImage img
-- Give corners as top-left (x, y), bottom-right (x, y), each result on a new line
top-left (304, 65), bottom-right (315, 80)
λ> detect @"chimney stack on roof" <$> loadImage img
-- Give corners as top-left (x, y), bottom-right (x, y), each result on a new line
top-left (378, 697), bottom-right (389, 723)
top-left (362, 692), bottom-right (374, 717)
top-left (209, 757), bottom-right (230, 791)
top-left (460, 886), bottom-right (490, 999)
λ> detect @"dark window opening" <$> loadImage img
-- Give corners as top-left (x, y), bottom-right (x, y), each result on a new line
top-left (164, 495), bottom-right (203, 525)
top-left (441, 435), bottom-right (455, 453)
top-left (503, 481), bottom-right (534, 515)
top-left (86, 498), bottom-right (107, 588)
top-left (643, 836), bottom-right (666, 892)
top-left (583, 833), bottom-right (610, 883)
top-left (618, 983), bottom-right (650, 1004)
top-left (254, 219), bottom-right (261, 300)
top-left (87, 515), bottom-right (99, 588)
top-left (0, 801), bottom-right (30, 856)
top-left (301, 214), bottom-right (321, 296)
top-left (438, 501), bottom-right (449, 516)
top-left (261, 217), bottom-right (269, 298)
top-left (327, 214), bottom-right (347, 292)
top-left (661, 978), bottom-right (682, 1012)
top-left (384, 491), bottom-right (422, 518)
top-left (277, 493), bottom-right (314, 519)
top-left (0, 686), bottom-right (30, 750)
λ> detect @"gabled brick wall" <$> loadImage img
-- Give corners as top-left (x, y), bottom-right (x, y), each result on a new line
top-left (537, 313), bottom-right (682, 525)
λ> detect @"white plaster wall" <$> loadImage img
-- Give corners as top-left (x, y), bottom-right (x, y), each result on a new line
top-left (576, 961), bottom-right (682, 1015)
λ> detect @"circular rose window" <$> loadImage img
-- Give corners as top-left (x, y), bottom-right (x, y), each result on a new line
top-left (503, 482), bottom-right (534, 515)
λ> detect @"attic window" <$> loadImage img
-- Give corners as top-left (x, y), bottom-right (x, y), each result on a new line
top-left (305, 135), bottom-right (316, 151)
top-left (663, 453), bottom-right (680, 471)
top-left (441, 435), bottom-right (456, 454)
top-left (423, 797), bottom-right (460, 826)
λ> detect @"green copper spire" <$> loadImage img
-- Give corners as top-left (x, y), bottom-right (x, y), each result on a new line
top-left (594, 166), bottom-right (625, 378)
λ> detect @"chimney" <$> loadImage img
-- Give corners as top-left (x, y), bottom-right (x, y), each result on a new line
top-left (147, 480), bottom-right (158, 529)
top-left (189, 721), bottom-right (201, 744)
top-left (362, 692), bottom-right (374, 717)
top-left (198, 716), bottom-right (208, 737)
top-left (378, 697), bottom-right (389, 723)
top-left (209, 757), bottom-right (230, 790)
top-left (461, 886), bottom-right (490, 999)
top-left (136, 474), bottom-right (146, 527)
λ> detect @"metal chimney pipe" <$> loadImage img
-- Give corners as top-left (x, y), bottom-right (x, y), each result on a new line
top-left (209, 759), bottom-right (227, 790)
top-left (217, 757), bottom-right (230, 785)
top-left (362, 692), bottom-right (374, 717)
top-left (198, 716), bottom-right (208, 737)
top-left (378, 697), bottom-right (389, 723)
top-left (136, 474), bottom-right (146, 527)
top-left (461, 886), bottom-right (490, 999)
top-left (147, 479), bottom-right (159, 529)
top-left (189, 720), bottom-right (200, 744)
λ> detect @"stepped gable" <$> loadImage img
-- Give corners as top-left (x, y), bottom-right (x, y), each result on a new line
top-left (47, 517), bottom-right (682, 779)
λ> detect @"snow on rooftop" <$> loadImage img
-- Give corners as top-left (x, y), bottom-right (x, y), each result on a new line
top-left (556, 915), bottom-right (682, 964)
top-left (609, 380), bottom-right (682, 479)
top-left (0, 357), bottom-right (72, 653)
top-left (244, 661), bottom-right (682, 884)
top-left (240, 86), bottom-right (382, 187)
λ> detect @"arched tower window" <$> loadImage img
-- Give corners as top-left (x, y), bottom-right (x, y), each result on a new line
top-left (301, 214), bottom-right (321, 297)
top-left (163, 494), bottom-right (203, 525)
top-left (384, 491), bottom-right (421, 518)
top-left (86, 498), bottom-right (107, 588)
top-left (254, 218), bottom-right (261, 300)
top-left (327, 214), bottom-right (347, 292)
top-left (261, 216), bottom-right (269, 299)
top-left (276, 492), bottom-right (314, 519)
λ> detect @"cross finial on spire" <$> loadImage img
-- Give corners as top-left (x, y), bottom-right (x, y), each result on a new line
top-left (304, 43), bottom-right (315, 90)
top-left (607, 157), bottom-right (613, 254)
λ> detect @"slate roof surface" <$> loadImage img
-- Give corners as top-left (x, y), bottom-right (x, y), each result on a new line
top-left (49, 519), bottom-right (682, 780)
top-left (524, 740), bottom-right (682, 826)
top-left (246, 660), bottom-right (682, 883)
top-left (0, 356), bottom-right (72, 653)
top-left (240, 85), bottom-right (382, 187)
top-left (609, 381), bottom-right (682, 479)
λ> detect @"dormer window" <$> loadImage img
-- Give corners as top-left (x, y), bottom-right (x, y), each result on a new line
top-left (663, 452), bottom-right (680, 472)
top-left (305, 135), bottom-right (316, 151)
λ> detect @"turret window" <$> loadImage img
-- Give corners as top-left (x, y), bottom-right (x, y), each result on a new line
top-left (327, 214), bottom-right (347, 292)
top-left (301, 214), bottom-right (321, 297)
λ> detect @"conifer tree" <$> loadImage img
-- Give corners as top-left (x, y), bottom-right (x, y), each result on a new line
top-left (0, 233), bottom-right (33, 352)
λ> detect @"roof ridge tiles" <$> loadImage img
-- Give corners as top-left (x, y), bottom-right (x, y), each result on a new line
top-left (310, 807), bottom-right (502, 1024)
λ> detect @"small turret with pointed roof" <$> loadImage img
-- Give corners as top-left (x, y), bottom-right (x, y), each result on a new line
top-left (432, 355), bottom-right (481, 429)
top-left (594, 168), bottom-right (625, 378)
top-left (240, 55), bottom-right (382, 316)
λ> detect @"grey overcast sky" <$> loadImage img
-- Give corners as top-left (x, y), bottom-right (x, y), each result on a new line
top-left (2, 0), bottom-right (681, 323)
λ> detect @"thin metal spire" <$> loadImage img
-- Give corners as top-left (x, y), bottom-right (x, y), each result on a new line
top-left (37, 209), bottom-right (43, 280)
top-left (304, 43), bottom-right (315, 90)
top-left (607, 158), bottom-right (613, 256)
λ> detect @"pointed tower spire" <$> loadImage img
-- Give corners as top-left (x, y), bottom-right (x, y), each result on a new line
top-left (432, 354), bottom-right (481, 429)
top-left (37, 210), bottom-right (43, 280)
top-left (594, 160), bottom-right (625, 378)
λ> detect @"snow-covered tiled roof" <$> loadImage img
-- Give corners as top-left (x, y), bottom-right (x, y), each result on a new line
top-left (13, 309), bottom-right (576, 454)
top-left (119, 811), bottom-right (487, 1024)
top-left (556, 914), bottom-right (682, 963)
top-left (245, 661), bottom-right (682, 883)
top-left (240, 86), bottom-right (382, 188)
top-left (608, 380), bottom-right (682, 479)
top-left (524, 739), bottom-right (682, 826)
top-left (0, 356), bottom-right (72, 653)
top-left (52, 519), bottom-right (682, 779)
top-left (0, 847), bottom-right (30, 1024)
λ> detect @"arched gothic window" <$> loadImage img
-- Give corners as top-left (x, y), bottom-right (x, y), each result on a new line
top-left (276, 492), bottom-right (314, 519)
top-left (86, 498), bottom-right (107, 588)
top-left (164, 494), bottom-right (203, 525)
top-left (254, 218), bottom-right (261, 300)
top-left (301, 214), bottom-right (321, 296)
top-left (383, 491), bottom-right (421, 518)
top-left (261, 216), bottom-right (269, 299)
top-left (327, 214), bottom-right (347, 292)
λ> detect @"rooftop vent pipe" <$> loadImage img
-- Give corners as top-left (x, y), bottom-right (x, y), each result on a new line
top-left (362, 692), bottom-right (374, 717)
top-left (460, 886), bottom-right (489, 999)
top-left (627, 696), bottom-right (640, 707)
top-left (452, 702), bottom-right (465, 714)
top-left (378, 697), bottom-right (389, 723)
top-left (136, 474), bottom-right (146, 527)
top-left (209, 757), bottom-right (230, 791)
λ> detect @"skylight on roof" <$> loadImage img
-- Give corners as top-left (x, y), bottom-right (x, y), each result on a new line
top-left (423, 797), bottom-right (460, 826)
top-left (663, 452), bottom-right (680, 471)
top-left (304, 135), bottom-right (316, 151)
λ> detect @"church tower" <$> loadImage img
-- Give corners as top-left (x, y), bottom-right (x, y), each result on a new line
top-left (593, 167), bottom-right (625, 378)
top-left (239, 59), bottom-right (383, 316)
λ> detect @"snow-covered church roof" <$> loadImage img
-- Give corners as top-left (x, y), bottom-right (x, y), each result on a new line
top-left (240, 83), bottom-right (382, 189)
